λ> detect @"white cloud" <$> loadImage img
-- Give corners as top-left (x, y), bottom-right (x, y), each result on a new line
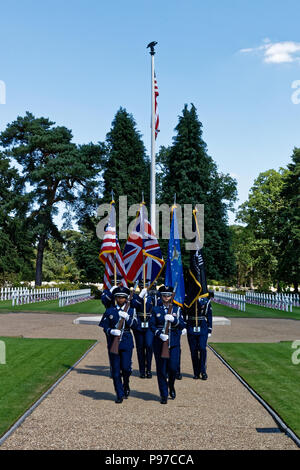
top-left (240, 40), bottom-right (300, 64)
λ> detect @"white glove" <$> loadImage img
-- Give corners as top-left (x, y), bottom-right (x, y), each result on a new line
top-left (119, 311), bottom-right (129, 321)
top-left (160, 333), bottom-right (169, 342)
top-left (208, 333), bottom-right (212, 338)
top-left (165, 314), bottom-right (174, 322)
top-left (139, 287), bottom-right (148, 299)
top-left (208, 329), bottom-right (212, 338)
top-left (110, 329), bottom-right (121, 336)
top-left (181, 328), bottom-right (187, 336)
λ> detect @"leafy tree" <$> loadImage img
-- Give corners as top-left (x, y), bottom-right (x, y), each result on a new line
top-left (0, 153), bottom-right (35, 281)
top-left (42, 238), bottom-right (81, 282)
top-left (158, 104), bottom-right (237, 280)
top-left (0, 112), bottom-right (104, 286)
top-left (277, 148), bottom-right (300, 292)
top-left (236, 168), bottom-right (290, 290)
top-left (73, 219), bottom-right (105, 283)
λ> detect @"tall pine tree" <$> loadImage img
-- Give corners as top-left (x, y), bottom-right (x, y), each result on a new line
top-left (158, 104), bottom-right (237, 280)
top-left (101, 107), bottom-right (150, 238)
top-left (0, 152), bottom-right (34, 281)
top-left (0, 112), bottom-right (104, 285)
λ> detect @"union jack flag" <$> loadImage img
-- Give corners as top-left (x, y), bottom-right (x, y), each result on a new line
top-left (99, 201), bottom-right (127, 290)
top-left (154, 72), bottom-right (159, 139)
top-left (123, 203), bottom-right (164, 286)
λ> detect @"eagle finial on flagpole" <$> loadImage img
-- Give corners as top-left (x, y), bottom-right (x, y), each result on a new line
top-left (147, 41), bottom-right (158, 55)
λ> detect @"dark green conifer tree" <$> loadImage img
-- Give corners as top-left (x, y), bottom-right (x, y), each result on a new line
top-left (158, 104), bottom-right (237, 280)
top-left (0, 112), bottom-right (104, 285)
top-left (0, 153), bottom-right (34, 281)
top-left (102, 107), bottom-right (150, 210)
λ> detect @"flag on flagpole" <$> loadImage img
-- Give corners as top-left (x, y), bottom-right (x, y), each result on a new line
top-left (123, 202), bottom-right (164, 286)
top-left (154, 72), bottom-right (159, 139)
top-left (165, 205), bottom-right (185, 306)
top-left (99, 200), bottom-right (127, 290)
top-left (184, 208), bottom-right (209, 308)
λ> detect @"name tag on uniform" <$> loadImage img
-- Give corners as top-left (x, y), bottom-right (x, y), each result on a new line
top-left (193, 326), bottom-right (201, 333)
top-left (141, 322), bottom-right (149, 328)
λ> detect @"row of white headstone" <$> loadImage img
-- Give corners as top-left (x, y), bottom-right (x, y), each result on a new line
top-left (212, 290), bottom-right (299, 312)
top-left (245, 292), bottom-right (299, 311)
top-left (0, 287), bottom-right (60, 306)
top-left (1, 287), bottom-right (93, 307)
top-left (213, 292), bottom-right (246, 311)
top-left (58, 289), bottom-right (92, 307)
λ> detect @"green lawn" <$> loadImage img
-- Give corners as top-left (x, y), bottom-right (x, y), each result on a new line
top-left (212, 301), bottom-right (300, 320)
top-left (210, 342), bottom-right (300, 439)
top-left (0, 336), bottom-right (97, 438)
top-left (1, 297), bottom-right (299, 320)
top-left (0, 299), bottom-right (105, 315)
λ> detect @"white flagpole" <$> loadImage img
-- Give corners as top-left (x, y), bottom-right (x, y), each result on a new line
top-left (147, 41), bottom-right (158, 235)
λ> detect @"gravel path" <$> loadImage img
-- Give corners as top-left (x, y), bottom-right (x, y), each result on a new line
top-left (0, 313), bottom-right (299, 450)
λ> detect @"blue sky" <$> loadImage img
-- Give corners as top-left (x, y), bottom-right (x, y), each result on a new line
top-left (1, 0), bottom-right (300, 226)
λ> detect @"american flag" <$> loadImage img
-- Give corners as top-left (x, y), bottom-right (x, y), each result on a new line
top-left (123, 203), bottom-right (164, 286)
top-left (154, 72), bottom-right (159, 139)
top-left (99, 201), bottom-right (127, 290)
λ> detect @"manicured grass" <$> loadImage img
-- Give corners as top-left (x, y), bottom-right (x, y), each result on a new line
top-left (212, 301), bottom-right (300, 320)
top-left (210, 342), bottom-right (300, 439)
top-left (0, 299), bottom-right (105, 315)
top-left (1, 297), bottom-right (299, 320)
top-left (0, 336), bottom-right (96, 438)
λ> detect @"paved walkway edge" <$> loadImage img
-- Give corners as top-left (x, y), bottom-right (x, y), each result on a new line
top-left (0, 340), bottom-right (99, 448)
top-left (208, 345), bottom-right (300, 449)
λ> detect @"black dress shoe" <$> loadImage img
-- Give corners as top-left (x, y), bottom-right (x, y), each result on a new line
top-left (176, 373), bottom-right (182, 380)
top-left (124, 386), bottom-right (130, 398)
top-left (201, 372), bottom-right (208, 380)
top-left (193, 375), bottom-right (200, 380)
top-left (140, 373), bottom-right (146, 379)
top-left (115, 397), bottom-right (123, 404)
top-left (146, 371), bottom-right (152, 379)
top-left (169, 388), bottom-right (176, 400)
top-left (160, 397), bottom-right (168, 404)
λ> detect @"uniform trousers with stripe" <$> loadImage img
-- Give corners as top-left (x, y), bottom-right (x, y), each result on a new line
top-left (187, 332), bottom-right (208, 376)
top-left (133, 329), bottom-right (154, 375)
top-left (109, 348), bottom-right (132, 399)
top-left (153, 338), bottom-right (180, 398)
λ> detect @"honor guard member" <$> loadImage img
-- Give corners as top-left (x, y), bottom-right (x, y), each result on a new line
top-left (149, 286), bottom-right (186, 404)
top-left (100, 274), bottom-right (124, 378)
top-left (101, 275), bottom-right (124, 309)
top-left (99, 286), bottom-right (138, 403)
top-left (131, 282), bottom-right (154, 379)
top-left (147, 282), bottom-right (162, 308)
top-left (185, 294), bottom-right (212, 380)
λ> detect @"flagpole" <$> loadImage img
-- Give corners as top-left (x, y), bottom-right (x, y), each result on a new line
top-left (141, 199), bottom-right (147, 322)
top-left (147, 41), bottom-right (157, 235)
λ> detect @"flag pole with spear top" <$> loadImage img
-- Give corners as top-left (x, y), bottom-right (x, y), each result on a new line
top-left (147, 41), bottom-right (158, 235)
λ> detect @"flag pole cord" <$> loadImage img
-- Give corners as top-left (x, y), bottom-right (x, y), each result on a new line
top-left (150, 48), bottom-right (156, 234)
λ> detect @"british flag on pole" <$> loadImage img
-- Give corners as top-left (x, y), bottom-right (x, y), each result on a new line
top-left (99, 200), bottom-right (127, 290)
top-left (123, 202), bottom-right (164, 286)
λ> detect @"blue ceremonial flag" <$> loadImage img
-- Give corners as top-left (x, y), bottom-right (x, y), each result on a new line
top-left (165, 205), bottom-right (185, 306)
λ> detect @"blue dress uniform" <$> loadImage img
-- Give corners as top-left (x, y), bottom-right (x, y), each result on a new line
top-left (185, 297), bottom-right (212, 380)
top-left (99, 287), bottom-right (138, 403)
top-left (131, 291), bottom-right (155, 378)
top-left (101, 288), bottom-right (115, 308)
top-left (150, 287), bottom-right (186, 404)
